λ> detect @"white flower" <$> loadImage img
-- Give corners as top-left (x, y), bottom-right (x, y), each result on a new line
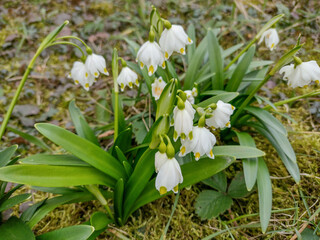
top-left (206, 100), bottom-right (235, 129)
top-left (152, 77), bottom-right (166, 100)
top-left (155, 156), bottom-right (183, 194)
top-left (136, 41), bottom-right (165, 76)
top-left (258, 28), bottom-right (279, 51)
top-left (159, 24), bottom-right (193, 60)
top-left (280, 61), bottom-right (320, 88)
top-left (179, 126), bottom-right (216, 160)
top-left (184, 90), bottom-right (194, 104)
top-left (184, 87), bottom-right (198, 104)
top-left (117, 66), bottom-right (139, 91)
top-left (173, 100), bottom-right (195, 141)
top-left (154, 151), bottom-right (168, 173)
top-left (70, 61), bottom-right (95, 91)
top-left (85, 53), bottom-right (109, 78)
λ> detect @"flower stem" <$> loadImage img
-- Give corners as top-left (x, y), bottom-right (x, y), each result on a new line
top-left (55, 35), bottom-right (89, 49)
top-left (0, 54), bottom-right (38, 139)
top-left (86, 185), bottom-right (115, 222)
top-left (112, 48), bottom-right (119, 140)
top-left (48, 41), bottom-right (86, 59)
top-left (264, 89), bottom-right (320, 110)
top-left (231, 73), bottom-right (272, 125)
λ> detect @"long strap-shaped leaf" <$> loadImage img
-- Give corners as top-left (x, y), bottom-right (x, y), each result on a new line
top-left (35, 123), bottom-right (126, 181)
top-left (225, 45), bottom-right (255, 92)
top-left (0, 165), bottom-right (115, 187)
top-left (124, 155), bottom-right (235, 221)
top-left (234, 132), bottom-right (258, 191)
top-left (257, 157), bottom-right (272, 233)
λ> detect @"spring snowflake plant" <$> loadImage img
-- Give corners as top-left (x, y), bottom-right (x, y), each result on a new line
top-left (0, 8), bottom-right (319, 238)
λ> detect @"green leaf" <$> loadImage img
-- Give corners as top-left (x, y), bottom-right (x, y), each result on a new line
top-left (248, 122), bottom-right (300, 183)
top-left (228, 172), bottom-right (252, 198)
top-left (95, 89), bottom-right (111, 124)
top-left (90, 212), bottom-right (112, 231)
top-left (132, 120), bottom-right (149, 144)
top-left (202, 171), bottom-right (227, 192)
top-left (126, 155), bottom-right (235, 221)
top-left (112, 127), bottom-right (132, 155)
top-left (0, 145), bottom-right (18, 167)
top-left (257, 157), bottom-right (272, 233)
top-left (0, 216), bottom-right (35, 240)
top-left (20, 154), bottom-right (89, 166)
top-left (234, 132), bottom-right (258, 191)
top-left (187, 23), bottom-right (196, 63)
top-left (225, 45), bottom-right (255, 92)
top-left (301, 228), bottom-right (319, 240)
top-left (245, 106), bottom-right (287, 136)
top-left (123, 148), bottom-right (157, 218)
top-left (35, 123), bottom-right (126, 180)
top-left (20, 199), bottom-right (46, 222)
top-left (197, 92), bottom-right (239, 108)
top-left (115, 146), bottom-right (128, 164)
top-left (184, 35), bottom-right (208, 90)
top-left (195, 190), bottom-right (233, 220)
top-left (114, 178), bottom-right (124, 224)
top-left (37, 225), bottom-right (94, 240)
top-left (69, 100), bottom-right (99, 146)
top-left (195, 72), bottom-right (216, 84)
top-left (207, 30), bottom-right (224, 89)
top-left (0, 165), bottom-right (115, 187)
top-left (222, 43), bottom-right (244, 59)
top-left (0, 193), bottom-right (31, 212)
top-left (7, 127), bottom-right (51, 151)
top-left (214, 146), bottom-right (265, 159)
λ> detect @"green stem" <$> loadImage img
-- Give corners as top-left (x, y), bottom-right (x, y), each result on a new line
top-left (0, 54), bottom-right (38, 139)
top-left (224, 38), bottom-right (257, 72)
top-left (231, 73), bottom-right (271, 125)
top-left (55, 35), bottom-right (89, 48)
top-left (48, 41), bottom-right (86, 59)
top-left (86, 185), bottom-right (115, 222)
top-left (112, 48), bottom-right (119, 140)
top-left (264, 89), bottom-right (320, 110)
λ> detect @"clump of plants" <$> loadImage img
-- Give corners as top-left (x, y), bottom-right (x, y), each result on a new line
top-left (0, 6), bottom-right (319, 239)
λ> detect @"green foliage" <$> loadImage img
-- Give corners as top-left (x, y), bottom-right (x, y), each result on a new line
top-left (36, 225), bottom-right (94, 240)
top-left (0, 217), bottom-right (35, 240)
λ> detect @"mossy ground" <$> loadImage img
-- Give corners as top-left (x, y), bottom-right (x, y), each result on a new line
top-left (1, 0), bottom-right (320, 239)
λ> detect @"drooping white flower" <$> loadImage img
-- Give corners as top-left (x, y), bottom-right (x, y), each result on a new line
top-left (184, 90), bottom-right (194, 104)
top-left (172, 100), bottom-right (195, 141)
top-left (70, 61), bottom-right (95, 91)
top-left (206, 100), bottom-right (235, 129)
top-left (155, 156), bottom-right (183, 194)
top-left (258, 28), bottom-right (279, 51)
top-left (279, 61), bottom-right (320, 88)
top-left (85, 53), bottom-right (109, 78)
top-left (152, 77), bottom-right (166, 100)
top-left (154, 151), bottom-right (168, 173)
top-left (117, 66), bottom-right (139, 91)
top-left (179, 126), bottom-right (216, 160)
top-left (136, 41), bottom-right (165, 76)
top-left (159, 24), bottom-right (193, 60)
top-left (184, 87), bottom-right (198, 104)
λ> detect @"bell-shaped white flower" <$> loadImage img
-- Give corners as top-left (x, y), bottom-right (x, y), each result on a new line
top-left (136, 41), bottom-right (165, 76)
top-left (154, 151), bottom-right (168, 173)
top-left (117, 66), bottom-right (139, 91)
top-left (155, 156), bottom-right (183, 194)
top-left (179, 126), bottom-right (216, 160)
top-left (258, 28), bottom-right (279, 51)
top-left (184, 90), bottom-right (194, 104)
top-left (206, 100), bottom-right (235, 129)
top-left (70, 61), bottom-right (95, 91)
top-left (159, 24), bottom-right (193, 60)
top-left (152, 77), bottom-right (166, 100)
top-left (184, 87), bottom-right (198, 104)
top-left (280, 60), bottom-right (320, 88)
top-left (85, 53), bottom-right (109, 78)
top-left (172, 99), bottom-right (195, 141)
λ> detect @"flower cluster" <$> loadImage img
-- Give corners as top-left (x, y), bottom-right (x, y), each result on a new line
top-left (69, 52), bottom-right (109, 91)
